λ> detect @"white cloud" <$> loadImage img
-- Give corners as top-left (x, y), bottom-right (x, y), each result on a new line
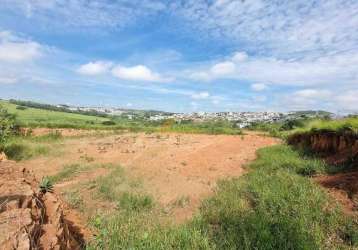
top-left (232, 52), bottom-right (248, 62)
top-left (210, 61), bottom-right (236, 76)
top-left (190, 61), bottom-right (236, 81)
top-left (187, 50), bottom-right (358, 87)
top-left (191, 91), bottom-right (210, 99)
top-left (335, 91), bottom-right (358, 111)
top-left (77, 61), bottom-right (112, 76)
top-left (294, 89), bottom-right (332, 99)
top-left (0, 31), bottom-right (42, 62)
top-left (251, 83), bottom-right (267, 91)
top-left (278, 88), bottom-right (334, 110)
top-left (111, 65), bottom-right (172, 82)
top-left (0, 76), bottom-right (18, 84)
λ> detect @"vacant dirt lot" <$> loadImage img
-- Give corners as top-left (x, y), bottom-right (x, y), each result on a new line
top-left (21, 131), bottom-right (280, 222)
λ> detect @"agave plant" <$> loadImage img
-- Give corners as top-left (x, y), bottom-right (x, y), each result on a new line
top-left (39, 176), bottom-right (54, 193)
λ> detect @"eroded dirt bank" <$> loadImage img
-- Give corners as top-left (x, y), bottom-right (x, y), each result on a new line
top-left (288, 131), bottom-right (358, 166)
top-left (0, 161), bottom-right (84, 250)
top-left (288, 131), bottom-right (358, 213)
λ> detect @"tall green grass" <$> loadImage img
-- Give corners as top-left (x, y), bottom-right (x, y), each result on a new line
top-left (292, 117), bottom-right (358, 134)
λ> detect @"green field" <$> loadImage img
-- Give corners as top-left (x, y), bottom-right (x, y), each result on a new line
top-left (0, 100), bottom-right (110, 129)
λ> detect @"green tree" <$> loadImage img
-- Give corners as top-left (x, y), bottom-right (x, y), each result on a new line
top-left (0, 106), bottom-right (18, 151)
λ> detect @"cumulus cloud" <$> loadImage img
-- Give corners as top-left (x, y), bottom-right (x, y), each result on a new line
top-left (251, 83), bottom-right (267, 91)
top-left (188, 50), bottom-right (358, 87)
top-left (190, 61), bottom-right (236, 81)
top-left (0, 31), bottom-right (42, 62)
top-left (111, 65), bottom-right (172, 83)
top-left (210, 61), bottom-right (236, 76)
top-left (77, 61), bottom-right (112, 75)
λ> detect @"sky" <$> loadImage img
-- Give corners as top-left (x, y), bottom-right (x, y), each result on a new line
top-left (0, 0), bottom-right (357, 113)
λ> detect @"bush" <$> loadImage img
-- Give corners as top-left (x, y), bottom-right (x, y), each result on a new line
top-left (280, 119), bottom-right (304, 131)
top-left (15, 105), bottom-right (27, 110)
top-left (102, 120), bottom-right (116, 126)
top-left (0, 105), bottom-right (19, 150)
top-left (3, 142), bottom-right (31, 161)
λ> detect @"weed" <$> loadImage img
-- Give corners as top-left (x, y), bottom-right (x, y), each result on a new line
top-left (80, 154), bottom-right (95, 162)
top-left (172, 196), bottom-right (190, 208)
top-left (64, 190), bottom-right (84, 211)
top-left (117, 192), bottom-right (153, 211)
top-left (48, 163), bottom-right (82, 183)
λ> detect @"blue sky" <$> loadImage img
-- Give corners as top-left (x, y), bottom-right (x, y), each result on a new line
top-left (0, 0), bottom-right (357, 113)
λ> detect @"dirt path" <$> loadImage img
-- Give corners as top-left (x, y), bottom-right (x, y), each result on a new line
top-left (20, 131), bottom-right (280, 221)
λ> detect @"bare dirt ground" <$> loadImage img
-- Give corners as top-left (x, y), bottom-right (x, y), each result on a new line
top-left (315, 171), bottom-right (358, 214)
top-left (19, 131), bottom-right (280, 223)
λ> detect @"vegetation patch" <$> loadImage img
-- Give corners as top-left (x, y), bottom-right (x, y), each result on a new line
top-left (63, 190), bottom-right (85, 211)
top-left (2, 140), bottom-right (51, 161)
top-left (48, 163), bottom-right (106, 184)
top-left (249, 145), bottom-right (327, 176)
top-left (87, 144), bottom-right (358, 249)
top-left (94, 167), bottom-right (154, 213)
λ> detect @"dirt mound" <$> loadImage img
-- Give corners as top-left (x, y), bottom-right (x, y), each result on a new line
top-left (288, 131), bottom-right (358, 166)
top-left (0, 162), bottom-right (84, 249)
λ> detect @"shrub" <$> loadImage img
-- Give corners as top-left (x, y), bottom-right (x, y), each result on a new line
top-left (3, 142), bottom-right (32, 161)
top-left (15, 105), bottom-right (27, 110)
top-left (102, 120), bottom-right (116, 126)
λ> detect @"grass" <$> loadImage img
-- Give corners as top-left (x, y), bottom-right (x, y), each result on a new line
top-left (1, 130), bottom-right (65, 161)
top-left (48, 162), bottom-right (112, 184)
top-left (88, 213), bottom-right (211, 250)
top-left (63, 190), bottom-right (85, 211)
top-left (3, 139), bottom-right (52, 161)
top-left (94, 167), bottom-right (154, 212)
top-left (292, 117), bottom-right (358, 134)
top-left (48, 163), bottom-right (84, 183)
top-left (86, 144), bottom-right (358, 249)
top-left (0, 100), bottom-right (111, 129)
top-left (249, 145), bottom-right (328, 176)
